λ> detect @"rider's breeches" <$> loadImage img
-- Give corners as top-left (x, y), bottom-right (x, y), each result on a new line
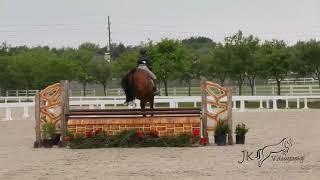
top-left (137, 65), bottom-right (157, 80)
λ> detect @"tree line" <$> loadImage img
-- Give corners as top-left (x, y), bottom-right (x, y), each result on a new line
top-left (1, 30), bottom-right (319, 96)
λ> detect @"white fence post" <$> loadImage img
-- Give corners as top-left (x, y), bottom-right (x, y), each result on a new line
top-left (233, 100), bottom-right (237, 110)
top-left (169, 102), bottom-right (175, 108)
top-left (259, 99), bottom-right (264, 109)
top-left (285, 98), bottom-right (289, 109)
top-left (5, 107), bottom-right (13, 121)
top-left (272, 87), bottom-right (275, 96)
top-left (297, 98), bottom-right (300, 109)
top-left (240, 100), bottom-right (245, 112)
top-left (303, 98), bottom-right (308, 109)
top-left (266, 100), bottom-right (270, 109)
top-left (309, 86), bottom-right (312, 95)
top-left (193, 101), bottom-right (197, 108)
top-left (272, 98), bottom-right (277, 110)
top-left (290, 85), bottom-right (293, 96)
top-left (23, 106), bottom-right (29, 118)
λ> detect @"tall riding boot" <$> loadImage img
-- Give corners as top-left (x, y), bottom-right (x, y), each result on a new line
top-left (153, 80), bottom-right (160, 95)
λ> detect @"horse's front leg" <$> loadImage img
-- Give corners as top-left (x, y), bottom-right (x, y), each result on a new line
top-left (140, 101), bottom-right (146, 117)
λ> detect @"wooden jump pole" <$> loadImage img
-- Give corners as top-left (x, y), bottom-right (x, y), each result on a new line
top-left (34, 92), bottom-right (41, 148)
top-left (200, 78), bottom-right (208, 141)
top-left (227, 87), bottom-right (234, 145)
top-left (60, 80), bottom-right (69, 146)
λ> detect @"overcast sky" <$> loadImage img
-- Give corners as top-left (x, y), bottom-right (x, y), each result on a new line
top-left (1, 0), bottom-right (319, 48)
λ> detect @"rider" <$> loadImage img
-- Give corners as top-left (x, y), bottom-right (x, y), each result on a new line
top-left (137, 48), bottom-right (159, 95)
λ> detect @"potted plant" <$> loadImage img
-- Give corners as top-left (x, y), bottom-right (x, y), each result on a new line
top-left (41, 122), bottom-right (56, 148)
top-left (234, 123), bottom-right (249, 144)
top-left (63, 130), bottom-right (73, 142)
top-left (214, 119), bottom-right (230, 146)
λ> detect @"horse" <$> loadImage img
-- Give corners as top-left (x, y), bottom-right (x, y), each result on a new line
top-left (121, 68), bottom-right (155, 117)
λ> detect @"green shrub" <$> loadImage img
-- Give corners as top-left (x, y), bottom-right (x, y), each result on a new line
top-left (214, 119), bottom-right (230, 136)
top-left (234, 123), bottom-right (249, 136)
top-left (41, 122), bottom-right (56, 139)
top-left (67, 129), bottom-right (197, 149)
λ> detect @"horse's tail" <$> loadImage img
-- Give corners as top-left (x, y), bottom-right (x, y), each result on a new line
top-left (121, 68), bottom-right (136, 102)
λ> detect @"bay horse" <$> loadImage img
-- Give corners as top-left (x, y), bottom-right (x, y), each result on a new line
top-left (121, 68), bottom-right (155, 117)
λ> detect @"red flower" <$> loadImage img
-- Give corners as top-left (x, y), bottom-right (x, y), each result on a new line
top-left (200, 137), bottom-right (207, 145)
top-left (193, 129), bottom-right (200, 136)
top-left (63, 136), bottom-right (70, 142)
top-left (148, 130), bottom-right (159, 138)
top-left (95, 129), bottom-right (102, 135)
top-left (86, 130), bottom-right (94, 138)
top-left (136, 130), bottom-right (144, 138)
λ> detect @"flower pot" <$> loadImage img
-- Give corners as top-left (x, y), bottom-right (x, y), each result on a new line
top-left (236, 135), bottom-right (245, 144)
top-left (51, 134), bottom-right (61, 145)
top-left (215, 134), bottom-right (227, 146)
top-left (63, 136), bottom-right (71, 142)
top-left (42, 139), bottom-right (53, 148)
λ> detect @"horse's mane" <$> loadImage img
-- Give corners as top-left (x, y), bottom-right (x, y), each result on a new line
top-left (121, 68), bottom-right (137, 102)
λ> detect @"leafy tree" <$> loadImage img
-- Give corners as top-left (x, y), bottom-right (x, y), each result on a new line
top-left (258, 40), bottom-right (291, 95)
top-left (293, 40), bottom-right (320, 86)
top-left (63, 43), bottom-right (99, 96)
top-left (0, 42), bottom-right (9, 56)
top-left (225, 31), bottom-right (248, 95)
top-left (179, 50), bottom-right (200, 96)
top-left (8, 53), bottom-right (38, 90)
top-left (182, 36), bottom-right (216, 51)
top-left (207, 44), bottom-right (232, 86)
top-left (88, 59), bottom-right (112, 96)
top-left (0, 55), bottom-right (11, 95)
top-left (149, 39), bottom-right (187, 96)
top-left (113, 50), bottom-right (139, 78)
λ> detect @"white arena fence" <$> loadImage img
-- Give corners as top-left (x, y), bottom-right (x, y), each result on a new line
top-left (3, 84), bottom-right (320, 97)
top-left (267, 77), bottom-right (318, 85)
top-left (1, 95), bottom-right (320, 121)
top-left (68, 85), bottom-right (320, 96)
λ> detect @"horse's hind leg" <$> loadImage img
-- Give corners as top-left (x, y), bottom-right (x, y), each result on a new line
top-left (140, 101), bottom-right (146, 117)
top-left (150, 99), bottom-right (154, 117)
